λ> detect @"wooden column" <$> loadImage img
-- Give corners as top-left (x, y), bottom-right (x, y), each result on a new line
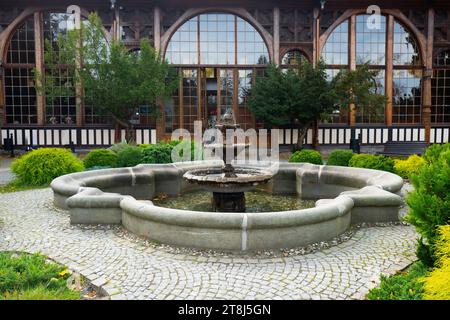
top-left (385, 15), bottom-right (394, 126)
top-left (273, 7), bottom-right (280, 66)
top-left (348, 15), bottom-right (356, 126)
top-left (312, 7), bottom-right (321, 148)
top-left (312, 8), bottom-right (320, 65)
top-left (423, 8), bottom-right (434, 144)
top-left (34, 11), bottom-right (45, 125)
top-left (154, 7), bottom-right (161, 53)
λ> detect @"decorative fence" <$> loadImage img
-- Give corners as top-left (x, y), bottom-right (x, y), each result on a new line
top-left (0, 126), bottom-right (157, 148)
top-left (277, 125), bottom-right (450, 146)
top-left (1, 125), bottom-right (450, 149)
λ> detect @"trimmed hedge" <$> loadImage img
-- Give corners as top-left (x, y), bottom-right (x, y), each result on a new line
top-left (116, 146), bottom-right (143, 167)
top-left (348, 154), bottom-right (395, 173)
top-left (289, 149), bottom-right (323, 165)
top-left (83, 149), bottom-right (118, 169)
top-left (11, 148), bottom-right (84, 186)
top-left (326, 150), bottom-right (354, 167)
top-left (141, 143), bottom-right (173, 164)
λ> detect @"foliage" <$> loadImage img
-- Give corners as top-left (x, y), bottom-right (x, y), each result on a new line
top-left (116, 145), bottom-right (143, 168)
top-left (394, 155), bottom-right (426, 179)
top-left (141, 143), bottom-right (173, 164)
top-left (35, 13), bottom-right (178, 141)
top-left (326, 150), bottom-right (354, 167)
top-left (406, 150), bottom-right (450, 264)
top-left (11, 148), bottom-right (84, 186)
top-left (423, 143), bottom-right (450, 164)
top-left (366, 262), bottom-right (428, 300)
top-left (110, 141), bottom-right (134, 154)
top-left (289, 149), bottom-right (323, 165)
top-left (348, 154), bottom-right (395, 173)
top-left (0, 252), bottom-right (79, 300)
top-left (247, 61), bottom-right (386, 149)
top-left (422, 226), bottom-right (450, 300)
top-left (83, 149), bottom-right (118, 169)
top-left (332, 63), bottom-right (387, 123)
top-left (247, 60), bottom-right (336, 149)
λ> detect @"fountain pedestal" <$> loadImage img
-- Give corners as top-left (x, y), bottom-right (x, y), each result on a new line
top-left (212, 192), bottom-right (246, 212)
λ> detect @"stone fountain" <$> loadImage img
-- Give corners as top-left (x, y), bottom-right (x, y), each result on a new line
top-left (183, 109), bottom-right (274, 212)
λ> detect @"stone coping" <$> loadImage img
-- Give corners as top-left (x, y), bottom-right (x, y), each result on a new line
top-left (51, 161), bottom-right (404, 251)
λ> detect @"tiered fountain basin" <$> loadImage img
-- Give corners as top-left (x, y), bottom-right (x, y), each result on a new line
top-left (51, 161), bottom-right (404, 251)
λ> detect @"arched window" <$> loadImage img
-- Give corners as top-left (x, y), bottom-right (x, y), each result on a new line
top-left (281, 50), bottom-right (308, 67)
top-left (3, 11), bottom-right (109, 126)
top-left (321, 14), bottom-right (423, 124)
top-left (165, 13), bottom-right (269, 65)
top-left (4, 16), bottom-right (37, 124)
top-left (432, 50), bottom-right (450, 123)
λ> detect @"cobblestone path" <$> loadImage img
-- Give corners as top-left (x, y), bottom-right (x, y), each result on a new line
top-left (0, 189), bottom-right (418, 300)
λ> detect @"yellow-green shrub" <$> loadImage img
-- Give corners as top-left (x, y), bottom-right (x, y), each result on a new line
top-left (421, 226), bottom-right (450, 300)
top-left (394, 155), bottom-right (426, 179)
top-left (11, 148), bottom-right (84, 186)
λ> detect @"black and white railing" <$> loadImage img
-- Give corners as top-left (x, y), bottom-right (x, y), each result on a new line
top-left (277, 125), bottom-right (450, 146)
top-left (0, 126), bottom-right (157, 148)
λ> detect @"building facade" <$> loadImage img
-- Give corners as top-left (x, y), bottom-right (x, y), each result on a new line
top-left (0, 0), bottom-right (450, 148)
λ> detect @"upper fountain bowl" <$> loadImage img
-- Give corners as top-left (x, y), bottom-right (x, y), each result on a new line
top-left (183, 167), bottom-right (274, 193)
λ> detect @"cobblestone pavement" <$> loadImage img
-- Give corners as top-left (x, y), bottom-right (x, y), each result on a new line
top-left (0, 188), bottom-right (418, 300)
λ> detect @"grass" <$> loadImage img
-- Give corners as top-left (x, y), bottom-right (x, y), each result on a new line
top-left (0, 180), bottom-right (48, 193)
top-left (0, 252), bottom-right (80, 300)
top-left (366, 262), bottom-right (428, 300)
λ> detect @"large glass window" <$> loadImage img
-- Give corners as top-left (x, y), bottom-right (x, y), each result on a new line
top-left (281, 50), bottom-right (308, 68)
top-left (392, 69), bottom-right (422, 124)
top-left (432, 51), bottom-right (450, 123)
top-left (322, 15), bottom-right (423, 124)
top-left (322, 20), bottom-right (349, 66)
top-left (181, 69), bottom-right (199, 133)
top-left (166, 13), bottom-right (269, 65)
top-left (4, 16), bottom-right (37, 124)
top-left (356, 14), bottom-right (386, 65)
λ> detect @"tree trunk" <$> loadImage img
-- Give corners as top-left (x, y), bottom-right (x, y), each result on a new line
top-left (295, 125), bottom-right (308, 151)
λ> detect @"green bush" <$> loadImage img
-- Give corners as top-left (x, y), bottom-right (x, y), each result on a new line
top-left (394, 155), bottom-right (426, 179)
top-left (348, 154), bottom-right (395, 173)
top-left (83, 149), bottom-right (118, 169)
top-left (109, 141), bottom-right (134, 154)
top-left (116, 146), bottom-right (143, 167)
top-left (423, 143), bottom-right (450, 164)
top-left (367, 262), bottom-right (428, 300)
top-left (0, 252), bottom-right (79, 300)
top-left (141, 143), bottom-right (173, 164)
top-left (406, 150), bottom-right (450, 264)
top-left (11, 148), bottom-right (84, 186)
top-left (289, 149), bottom-right (323, 165)
top-left (422, 225), bottom-right (450, 300)
top-left (326, 150), bottom-right (354, 166)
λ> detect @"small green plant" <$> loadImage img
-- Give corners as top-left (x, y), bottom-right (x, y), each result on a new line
top-left (367, 262), bottom-right (428, 300)
top-left (406, 150), bottom-right (450, 265)
top-left (348, 154), bottom-right (395, 173)
top-left (83, 149), bottom-right (118, 169)
top-left (141, 143), bottom-right (173, 164)
top-left (116, 145), bottom-right (143, 167)
top-left (289, 149), bottom-right (323, 165)
top-left (0, 252), bottom-right (80, 300)
top-left (394, 155), bottom-right (426, 179)
top-left (11, 148), bottom-right (84, 186)
top-left (326, 150), bottom-right (354, 166)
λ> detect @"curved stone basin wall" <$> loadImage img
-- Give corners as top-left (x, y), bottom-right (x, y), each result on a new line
top-left (51, 161), bottom-right (404, 251)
